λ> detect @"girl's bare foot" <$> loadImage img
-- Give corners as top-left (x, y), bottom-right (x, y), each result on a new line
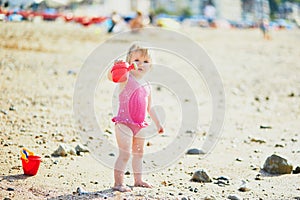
top-left (112, 185), bottom-right (132, 192)
top-left (134, 181), bottom-right (153, 188)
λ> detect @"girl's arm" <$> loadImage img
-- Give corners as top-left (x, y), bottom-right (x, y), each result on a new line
top-left (107, 69), bottom-right (113, 81)
top-left (147, 93), bottom-right (164, 134)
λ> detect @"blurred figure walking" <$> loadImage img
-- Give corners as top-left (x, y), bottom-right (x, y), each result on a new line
top-left (259, 18), bottom-right (271, 40)
top-left (129, 11), bottom-right (144, 32)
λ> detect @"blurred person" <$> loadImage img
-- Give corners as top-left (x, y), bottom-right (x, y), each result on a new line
top-left (204, 1), bottom-right (216, 27)
top-left (259, 18), bottom-right (271, 40)
top-left (129, 11), bottom-right (144, 32)
top-left (108, 11), bottom-right (121, 33)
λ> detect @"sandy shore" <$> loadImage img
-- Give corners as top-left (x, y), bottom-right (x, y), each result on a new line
top-left (0, 21), bottom-right (300, 200)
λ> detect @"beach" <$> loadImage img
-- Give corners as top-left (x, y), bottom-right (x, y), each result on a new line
top-left (0, 21), bottom-right (300, 199)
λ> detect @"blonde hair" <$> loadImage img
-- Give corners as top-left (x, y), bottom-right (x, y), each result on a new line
top-left (126, 42), bottom-right (152, 63)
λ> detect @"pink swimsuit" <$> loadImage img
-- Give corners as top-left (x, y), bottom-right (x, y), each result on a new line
top-left (112, 74), bottom-right (150, 135)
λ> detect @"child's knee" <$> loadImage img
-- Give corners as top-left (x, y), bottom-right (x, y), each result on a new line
top-left (119, 151), bottom-right (131, 161)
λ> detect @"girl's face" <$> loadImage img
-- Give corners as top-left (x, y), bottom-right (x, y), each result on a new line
top-left (129, 51), bottom-right (151, 78)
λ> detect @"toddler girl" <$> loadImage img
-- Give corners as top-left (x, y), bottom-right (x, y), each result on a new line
top-left (108, 42), bottom-right (164, 192)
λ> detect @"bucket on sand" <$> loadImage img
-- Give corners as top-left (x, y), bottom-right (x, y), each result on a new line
top-left (20, 148), bottom-right (41, 176)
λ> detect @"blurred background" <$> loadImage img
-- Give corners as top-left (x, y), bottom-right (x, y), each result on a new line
top-left (0, 0), bottom-right (299, 30)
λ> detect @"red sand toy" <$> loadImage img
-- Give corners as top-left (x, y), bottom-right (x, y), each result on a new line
top-left (111, 61), bottom-right (138, 83)
top-left (21, 148), bottom-right (41, 176)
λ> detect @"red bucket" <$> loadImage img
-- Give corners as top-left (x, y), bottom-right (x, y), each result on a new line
top-left (21, 155), bottom-right (41, 176)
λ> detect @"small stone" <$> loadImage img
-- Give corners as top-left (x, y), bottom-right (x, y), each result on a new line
top-left (260, 125), bottom-right (272, 129)
top-left (7, 187), bottom-right (14, 191)
top-left (228, 194), bottom-right (241, 200)
top-left (67, 70), bottom-right (77, 75)
top-left (288, 92), bottom-right (295, 97)
top-left (263, 154), bottom-right (293, 174)
top-left (191, 169), bottom-right (212, 183)
top-left (293, 166), bottom-right (300, 174)
top-left (125, 171), bottom-right (130, 175)
top-left (0, 109), bottom-right (8, 115)
top-left (108, 153), bottom-right (115, 157)
top-left (274, 144), bottom-right (284, 148)
top-left (204, 195), bottom-right (216, 200)
top-left (77, 187), bottom-right (88, 195)
top-left (51, 144), bottom-right (76, 157)
top-left (250, 137), bottom-right (266, 144)
top-left (181, 197), bottom-right (188, 200)
top-left (238, 186), bottom-right (250, 192)
top-left (238, 180), bottom-right (250, 192)
top-left (214, 179), bottom-right (230, 187)
top-left (291, 138), bottom-right (298, 142)
top-left (104, 128), bottom-right (112, 134)
top-left (9, 105), bottom-right (16, 111)
top-left (186, 148), bottom-right (205, 155)
top-left (255, 174), bottom-right (262, 180)
top-left (75, 144), bottom-right (90, 154)
top-left (215, 176), bottom-right (230, 181)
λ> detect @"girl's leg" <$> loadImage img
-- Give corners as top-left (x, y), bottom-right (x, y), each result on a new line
top-left (132, 136), bottom-right (152, 188)
top-left (113, 124), bottom-right (132, 192)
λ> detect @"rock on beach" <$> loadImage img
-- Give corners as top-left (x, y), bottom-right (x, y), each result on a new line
top-left (263, 154), bottom-right (293, 174)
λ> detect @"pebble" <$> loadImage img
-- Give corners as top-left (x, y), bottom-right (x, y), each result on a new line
top-left (76, 187), bottom-right (88, 195)
top-left (238, 180), bottom-right (250, 192)
top-left (250, 137), bottom-right (266, 144)
top-left (125, 171), bottom-right (130, 175)
top-left (263, 154), bottom-right (293, 174)
top-left (259, 125), bottom-right (272, 129)
top-left (75, 144), bottom-right (90, 154)
top-left (204, 195), bottom-right (216, 200)
top-left (7, 187), bottom-right (14, 191)
top-left (186, 148), bottom-right (205, 155)
top-left (108, 153), bottom-right (115, 157)
top-left (255, 174), bottom-right (262, 180)
top-left (0, 109), bottom-right (8, 115)
top-left (214, 179), bottom-right (230, 187)
top-left (228, 194), bottom-right (241, 200)
top-left (274, 144), bottom-right (284, 148)
top-left (293, 166), bottom-right (300, 174)
top-left (190, 169), bottom-right (212, 183)
top-left (51, 144), bottom-right (76, 157)
top-left (9, 105), bottom-right (16, 111)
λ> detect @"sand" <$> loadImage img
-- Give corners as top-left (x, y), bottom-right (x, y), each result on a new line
top-left (0, 21), bottom-right (300, 200)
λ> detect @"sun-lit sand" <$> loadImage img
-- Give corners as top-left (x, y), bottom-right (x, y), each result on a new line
top-left (0, 21), bottom-right (300, 199)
